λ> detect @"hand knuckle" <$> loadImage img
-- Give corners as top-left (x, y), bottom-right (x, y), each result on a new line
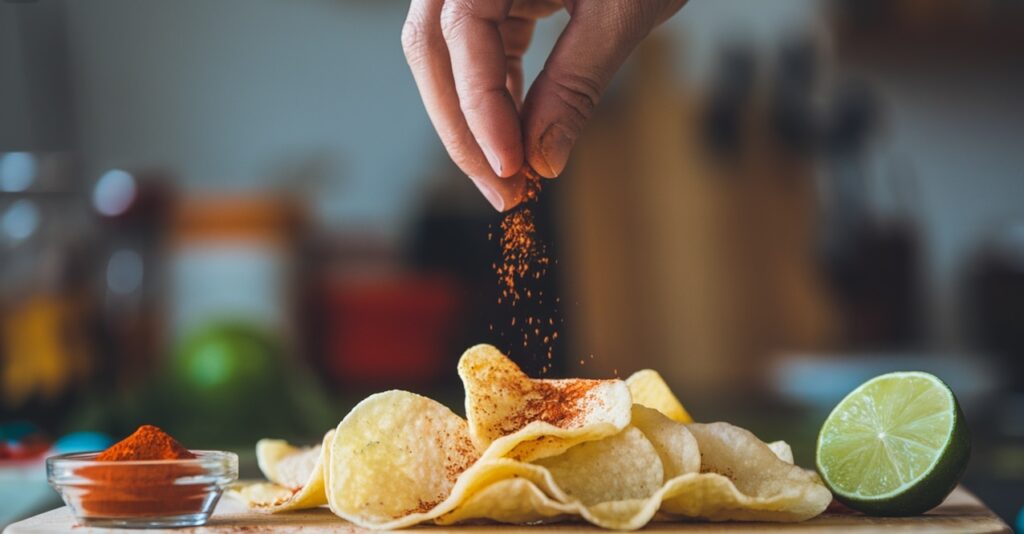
top-left (550, 73), bottom-right (601, 127)
top-left (439, 0), bottom-right (474, 40)
top-left (400, 18), bottom-right (431, 63)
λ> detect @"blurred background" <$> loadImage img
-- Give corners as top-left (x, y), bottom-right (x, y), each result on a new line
top-left (1, 0), bottom-right (1023, 528)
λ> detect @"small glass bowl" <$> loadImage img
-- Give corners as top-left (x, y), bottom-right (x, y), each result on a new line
top-left (47, 450), bottom-right (238, 528)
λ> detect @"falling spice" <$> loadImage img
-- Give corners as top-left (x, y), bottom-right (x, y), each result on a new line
top-left (77, 425), bottom-right (207, 517)
top-left (490, 167), bottom-right (562, 373)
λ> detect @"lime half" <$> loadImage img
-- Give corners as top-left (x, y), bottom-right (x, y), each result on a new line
top-left (816, 371), bottom-right (970, 516)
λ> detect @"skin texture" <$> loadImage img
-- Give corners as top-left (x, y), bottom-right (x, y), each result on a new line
top-left (402, 0), bottom-right (688, 211)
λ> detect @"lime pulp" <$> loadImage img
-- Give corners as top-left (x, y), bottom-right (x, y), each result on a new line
top-left (816, 371), bottom-right (970, 516)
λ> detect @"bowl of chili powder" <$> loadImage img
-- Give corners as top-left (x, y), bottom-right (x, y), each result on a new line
top-left (46, 425), bottom-right (237, 528)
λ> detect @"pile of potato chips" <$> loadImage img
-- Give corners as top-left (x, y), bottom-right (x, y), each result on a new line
top-left (230, 345), bottom-right (831, 529)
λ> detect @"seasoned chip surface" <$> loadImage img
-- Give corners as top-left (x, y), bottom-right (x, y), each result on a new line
top-left (459, 344), bottom-right (632, 461)
top-left (238, 345), bottom-right (831, 529)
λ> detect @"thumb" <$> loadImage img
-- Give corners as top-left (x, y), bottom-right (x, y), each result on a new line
top-left (521, 1), bottom-right (679, 178)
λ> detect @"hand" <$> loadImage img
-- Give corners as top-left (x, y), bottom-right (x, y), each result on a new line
top-left (402, 0), bottom-right (687, 211)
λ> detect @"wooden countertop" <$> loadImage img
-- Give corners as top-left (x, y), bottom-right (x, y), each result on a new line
top-left (4, 486), bottom-right (1010, 533)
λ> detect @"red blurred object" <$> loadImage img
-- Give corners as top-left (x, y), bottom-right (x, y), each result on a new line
top-left (323, 274), bottom-right (463, 386)
top-left (0, 437), bottom-right (51, 461)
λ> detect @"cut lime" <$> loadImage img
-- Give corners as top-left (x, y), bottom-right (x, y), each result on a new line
top-left (816, 371), bottom-right (970, 516)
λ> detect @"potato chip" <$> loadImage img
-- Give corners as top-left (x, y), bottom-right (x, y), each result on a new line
top-left (231, 430), bottom-right (334, 512)
top-left (255, 440), bottom-right (319, 489)
top-left (326, 390), bottom-right (479, 528)
top-left (225, 482), bottom-right (293, 508)
top-left (569, 424), bottom-right (826, 529)
top-left (435, 478), bottom-right (576, 526)
top-left (578, 495), bottom-right (670, 530)
top-left (333, 446), bottom-right (570, 528)
top-left (242, 345), bottom-right (830, 530)
top-left (626, 369), bottom-right (693, 423)
top-left (659, 422), bottom-right (831, 522)
top-left (535, 427), bottom-right (663, 505)
top-left (629, 405), bottom-right (700, 478)
top-left (459, 344), bottom-right (632, 461)
top-left (438, 426), bottom-right (677, 531)
top-left (440, 429), bottom-right (669, 531)
top-left (767, 440), bottom-right (794, 464)
top-left (535, 406), bottom-right (702, 530)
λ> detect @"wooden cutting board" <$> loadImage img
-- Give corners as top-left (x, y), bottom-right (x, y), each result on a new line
top-left (4, 487), bottom-right (1010, 533)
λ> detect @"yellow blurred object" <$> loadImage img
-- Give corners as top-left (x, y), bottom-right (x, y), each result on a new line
top-left (626, 369), bottom-right (693, 423)
top-left (1, 295), bottom-right (89, 408)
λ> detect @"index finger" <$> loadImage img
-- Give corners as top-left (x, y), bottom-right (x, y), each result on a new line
top-left (402, 0), bottom-right (525, 211)
top-left (440, 0), bottom-right (523, 179)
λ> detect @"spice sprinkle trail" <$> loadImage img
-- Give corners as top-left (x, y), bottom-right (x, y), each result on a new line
top-left (489, 167), bottom-right (562, 374)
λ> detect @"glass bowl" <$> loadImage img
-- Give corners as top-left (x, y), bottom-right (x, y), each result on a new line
top-left (47, 450), bottom-right (238, 528)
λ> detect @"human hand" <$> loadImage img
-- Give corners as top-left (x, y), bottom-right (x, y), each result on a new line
top-left (402, 0), bottom-right (687, 211)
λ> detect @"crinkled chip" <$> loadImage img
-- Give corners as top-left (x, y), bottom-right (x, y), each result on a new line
top-left (629, 405), bottom-right (700, 478)
top-left (528, 419), bottom-right (697, 531)
top-left (232, 431), bottom-right (333, 512)
top-left (323, 392), bottom-right (575, 529)
top-left (334, 447), bottom-right (570, 528)
top-left (767, 440), bottom-right (794, 464)
top-left (256, 440), bottom-right (320, 489)
top-left (626, 369), bottom-right (693, 423)
top-left (326, 390), bottom-right (479, 528)
top-left (578, 495), bottom-right (670, 531)
top-left (659, 422), bottom-right (831, 522)
top-left (459, 344), bottom-right (632, 461)
top-left (567, 423), bottom-right (827, 529)
top-left (549, 406), bottom-right (700, 530)
top-left (435, 478), bottom-right (575, 526)
top-left (535, 427), bottom-right (663, 506)
top-left (241, 346), bottom-right (830, 530)
top-left (226, 482), bottom-right (293, 508)
top-left (439, 429), bottom-right (669, 531)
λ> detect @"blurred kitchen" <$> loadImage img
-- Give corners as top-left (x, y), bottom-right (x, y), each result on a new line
top-left (1, 0), bottom-right (1022, 528)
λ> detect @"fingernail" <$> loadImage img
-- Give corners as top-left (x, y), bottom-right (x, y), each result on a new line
top-left (538, 124), bottom-right (573, 177)
top-left (471, 177), bottom-right (505, 212)
top-left (481, 144), bottom-right (503, 176)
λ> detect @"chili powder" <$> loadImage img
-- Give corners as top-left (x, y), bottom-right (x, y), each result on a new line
top-left (77, 425), bottom-right (208, 517)
top-left (491, 168), bottom-right (562, 373)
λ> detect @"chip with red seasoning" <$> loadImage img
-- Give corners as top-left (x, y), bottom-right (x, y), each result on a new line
top-left (235, 344), bottom-right (830, 530)
top-left (458, 344), bottom-right (632, 461)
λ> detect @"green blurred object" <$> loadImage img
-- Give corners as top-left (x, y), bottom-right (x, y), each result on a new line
top-left (173, 322), bottom-right (284, 402)
top-left (160, 321), bottom-right (319, 447)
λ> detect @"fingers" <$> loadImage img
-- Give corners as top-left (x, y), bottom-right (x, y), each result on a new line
top-left (403, 0), bottom-right (685, 210)
top-left (402, 0), bottom-right (524, 211)
top-left (521, 0), bottom-right (686, 178)
top-left (440, 0), bottom-right (523, 178)
top-left (499, 16), bottom-right (536, 107)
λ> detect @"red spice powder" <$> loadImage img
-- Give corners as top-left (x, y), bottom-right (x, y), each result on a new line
top-left (96, 425), bottom-right (195, 461)
top-left (513, 379), bottom-right (602, 432)
top-left (491, 168), bottom-right (563, 373)
top-left (77, 425), bottom-right (207, 518)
